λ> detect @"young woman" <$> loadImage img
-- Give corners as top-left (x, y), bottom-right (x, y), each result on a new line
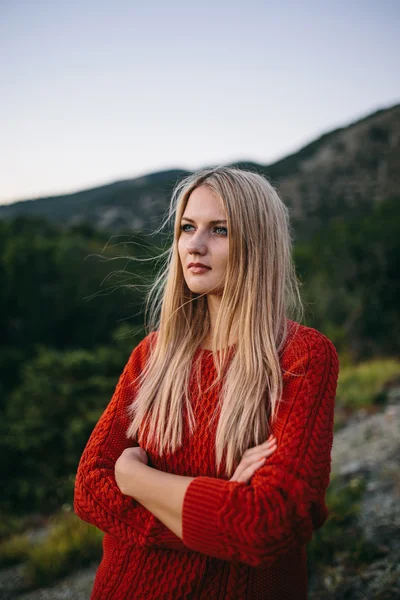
top-left (74, 167), bottom-right (339, 599)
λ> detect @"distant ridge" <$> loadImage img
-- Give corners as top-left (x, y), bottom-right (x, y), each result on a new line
top-left (1, 103), bottom-right (399, 238)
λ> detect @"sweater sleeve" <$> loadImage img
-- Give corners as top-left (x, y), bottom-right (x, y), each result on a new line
top-left (74, 335), bottom-right (191, 552)
top-left (181, 330), bottom-right (339, 567)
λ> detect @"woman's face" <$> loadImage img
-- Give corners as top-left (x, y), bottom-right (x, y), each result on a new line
top-left (178, 185), bottom-right (229, 297)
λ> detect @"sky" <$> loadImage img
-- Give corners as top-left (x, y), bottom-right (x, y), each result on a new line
top-left (1, 0), bottom-right (399, 204)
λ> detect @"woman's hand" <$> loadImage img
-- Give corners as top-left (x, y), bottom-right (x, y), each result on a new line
top-left (115, 446), bottom-right (149, 496)
top-left (229, 435), bottom-right (277, 483)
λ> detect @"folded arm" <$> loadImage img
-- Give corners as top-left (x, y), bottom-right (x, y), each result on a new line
top-left (180, 331), bottom-right (339, 567)
top-left (74, 336), bottom-right (191, 552)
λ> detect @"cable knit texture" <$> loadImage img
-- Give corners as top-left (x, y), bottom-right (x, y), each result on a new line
top-left (74, 321), bottom-right (339, 599)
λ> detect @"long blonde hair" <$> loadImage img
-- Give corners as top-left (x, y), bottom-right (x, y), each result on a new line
top-left (127, 166), bottom-right (303, 477)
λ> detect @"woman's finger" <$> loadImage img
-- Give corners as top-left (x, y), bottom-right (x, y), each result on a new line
top-left (242, 443), bottom-right (277, 465)
top-left (240, 444), bottom-right (277, 470)
top-left (229, 444), bottom-right (277, 482)
top-left (242, 457), bottom-right (267, 481)
top-left (232, 457), bottom-right (266, 483)
top-left (244, 438), bottom-right (276, 458)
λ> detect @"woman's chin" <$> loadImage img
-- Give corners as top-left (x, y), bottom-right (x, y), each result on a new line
top-left (184, 276), bottom-right (224, 297)
top-left (187, 284), bottom-right (211, 295)
top-left (186, 285), bottom-right (224, 297)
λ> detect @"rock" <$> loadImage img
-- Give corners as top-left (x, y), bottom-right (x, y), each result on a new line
top-left (0, 564), bottom-right (27, 600)
top-left (331, 403), bottom-right (400, 476)
top-left (17, 565), bottom-right (96, 600)
top-left (0, 564), bottom-right (96, 600)
top-left (310, 400), bottom-right (400, 598)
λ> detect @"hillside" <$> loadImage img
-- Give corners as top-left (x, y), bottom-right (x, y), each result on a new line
top-left (1, 103), bottom-right (399, 238)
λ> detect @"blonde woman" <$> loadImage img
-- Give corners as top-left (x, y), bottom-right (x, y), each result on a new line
top-left (74, 167), bottom-right (339, 599)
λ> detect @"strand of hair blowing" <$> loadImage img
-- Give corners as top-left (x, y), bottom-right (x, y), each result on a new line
top-left (127, 167), bottom-right (303, 478)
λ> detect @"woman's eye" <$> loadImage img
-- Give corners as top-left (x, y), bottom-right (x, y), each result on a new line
top-left (179, 224), bottom-right (194, 232)
top-left (214, 227), bottom-right (228, 236)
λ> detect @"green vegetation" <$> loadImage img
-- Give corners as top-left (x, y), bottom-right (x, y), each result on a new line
top-left (3, 329), bottom-right (143, 512)
top-left (336, 359), bottom-right (400, 410)
top-left (294, 197), bottom-right (400, 359)
top-left (0, 511), bottom-right (103, 587)
top-left (0, 533), bottom-right (31, 568)
top-left (25, 512), bottom-right (103, 587)
top-left (332, 357), bottom-right (400, 431)
top-left (0, 217), bottom-right (156, 512)
top-left (309, 475), bottom-right (367, 564)
top-left (308, 474), bottom-right (384, 590)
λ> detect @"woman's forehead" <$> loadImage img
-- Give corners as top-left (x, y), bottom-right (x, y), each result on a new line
top-left (183, 185), bottom-right (226, 220)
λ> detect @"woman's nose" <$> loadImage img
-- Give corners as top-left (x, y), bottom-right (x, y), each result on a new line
top-left (186, 232), bottom-right (207, 255)
top-left (187, 242), bottom-right (207, 256)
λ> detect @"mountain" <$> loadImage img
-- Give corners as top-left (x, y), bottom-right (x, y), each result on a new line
top-left (1, 103), bottom-right (399, 238)
top-left (0, 169), bottom-right (191, 234)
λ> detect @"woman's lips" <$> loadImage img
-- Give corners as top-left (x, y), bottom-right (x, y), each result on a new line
top-left (188, 265), bottom-right (211, 274)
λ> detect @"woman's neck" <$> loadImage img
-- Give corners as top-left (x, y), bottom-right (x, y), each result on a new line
top-left (201, 324), bottom-right (239, 351)
top-left (206, 294), bottom-right (221, 332)
top-left (203, 295), bottom-right (239, 351)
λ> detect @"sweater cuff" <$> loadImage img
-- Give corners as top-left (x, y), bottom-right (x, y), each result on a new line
top-left (182, 476), bottom-right (240, 558)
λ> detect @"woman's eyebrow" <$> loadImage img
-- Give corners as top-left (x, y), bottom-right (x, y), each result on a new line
top-left (181, 217), bottom-right (227, 225)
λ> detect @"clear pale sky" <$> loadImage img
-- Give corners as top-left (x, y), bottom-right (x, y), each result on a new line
top-left (1, 0), bottom-right (398, 204)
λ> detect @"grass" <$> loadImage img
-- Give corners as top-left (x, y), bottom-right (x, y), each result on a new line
top-left (333, 358), bottom-right (400, 430)
top-left (336, 359), bottom-right (400, 410)
top-left (25, 510), bottom-right (103, 587)
top-left (0, 510), bottom-right (103, 588)
top-left (308, 474), bottom-right (370, 564)
top-left (0, 513), bottom-right (46, 541)
top-left (0, 533), bottom-right (31, 567)
top-left (307, 473), bottom-right (386, 596)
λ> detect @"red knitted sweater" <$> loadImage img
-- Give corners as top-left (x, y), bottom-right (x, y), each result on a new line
top-left (74, 322), bottom-right (339, 599)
